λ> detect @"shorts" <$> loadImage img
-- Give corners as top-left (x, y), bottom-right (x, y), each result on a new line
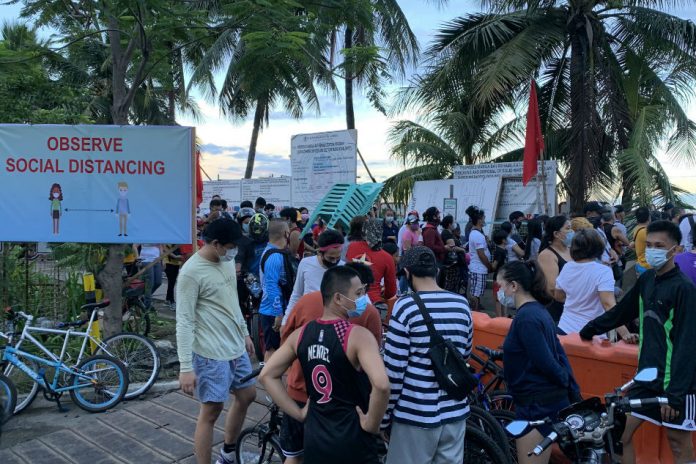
top-left (515, 398), bottom-right (571, 436)
top-left (260, 314), bottom-right (281, 351)
top-left (628, 385), bottom-right (696, 431)
top-left (280, 400), bottom-right (306, 458)
top-left (468, 272), bottom-right (487, 298)
top-left (192, 352), bottom-right (255, 403)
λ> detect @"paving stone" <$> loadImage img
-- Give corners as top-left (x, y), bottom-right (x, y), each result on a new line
top-left (11, 438), bottom-right (73, 463)
top-left (39, 430), bottom-right (122, 463)
top-left (102, 410), bottom-right (193, 461)
top-left (126, 401), bottom-right (223, 444)
top-left (0, 449), bottom-right (26, 464)
top-left (72, 419), bottom-right (171, 464)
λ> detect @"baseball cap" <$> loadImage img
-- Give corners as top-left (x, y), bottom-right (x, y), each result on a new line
top-left (406, 210), bottom-right (420, 224)
top-left (399, 246), bottom-right (437, 273)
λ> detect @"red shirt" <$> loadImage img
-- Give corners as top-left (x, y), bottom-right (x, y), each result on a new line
top-left (345, 241), bottom-right (397, 303)
top-left (280, 291), bottom-right (383, 403)
top-left (422, 223), bottom-right (447, 262)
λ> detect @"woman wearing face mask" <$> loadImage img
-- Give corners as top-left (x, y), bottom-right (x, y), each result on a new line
top-left (382, 208), bottom-right (399, 244)
top-left (500, 261), bottom-right (581, 464)
top-left (421, 206), bottom-right (447, 264)
top-left (399, 211), bottom-right (421, 254)
top-left (282, 230), bottom-right (345, 327)
top-left (554, 228), bottom-right (637, 342)
top-left (466, 205), bottom-right (492, 311)
top-left (537, 215), bottom-right (573, 323)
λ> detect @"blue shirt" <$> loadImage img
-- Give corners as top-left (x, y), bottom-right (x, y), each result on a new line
top-left (503, 301), bottom-right (579, 400)
top-left (259, 244), bottom-right (286, 317)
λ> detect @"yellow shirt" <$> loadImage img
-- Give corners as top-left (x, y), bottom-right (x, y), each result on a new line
top-left (634, 226), bottom-right (650, 269)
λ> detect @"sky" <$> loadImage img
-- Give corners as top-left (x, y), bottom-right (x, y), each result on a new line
top-left (2, 0), bottom-right (696, 197)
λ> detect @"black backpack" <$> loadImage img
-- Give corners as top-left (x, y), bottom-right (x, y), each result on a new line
top-left (260, 248), bottom-right (297, 306)
top-left (410, 292), bottom-right (478, 400)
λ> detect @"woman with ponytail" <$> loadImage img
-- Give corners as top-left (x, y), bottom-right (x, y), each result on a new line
top-left (500, 261), bottom-right (580, 464)
top-left (537, 215), bottom-right (573, 323)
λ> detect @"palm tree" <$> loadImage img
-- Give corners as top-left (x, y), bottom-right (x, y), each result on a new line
top-left (401, 1), bottom-right (696, 211)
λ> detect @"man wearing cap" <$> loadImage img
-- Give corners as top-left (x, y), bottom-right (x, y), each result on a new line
top-left (176, 218), bottom-right (257, 464)
top-left (398, 211), bottom-right (422, 255)
top-left (382, 246), bottom-right (473, 464)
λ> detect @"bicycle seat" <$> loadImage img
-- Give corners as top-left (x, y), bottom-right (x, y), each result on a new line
top-left (80, 300), bottom-right (110, 312)
top-left (475, 345), bottom-right (503, 362)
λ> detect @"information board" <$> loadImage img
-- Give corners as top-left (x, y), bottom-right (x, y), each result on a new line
top-left (201, 180), bottom-right (242, 214)
top-left (453, 161), bottom-right (557, 220)
top-left (0, 124), bottom-right (193, 244)
top-left (241, 177), bottom-right (292, 210)
top-left (409, 178), bottom-right (502, 236)
top-left (291, 129), bottom-right (357, 211)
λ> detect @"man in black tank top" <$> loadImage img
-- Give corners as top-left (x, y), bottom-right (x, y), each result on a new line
top-left (259, 266), bottom-right (390, 464)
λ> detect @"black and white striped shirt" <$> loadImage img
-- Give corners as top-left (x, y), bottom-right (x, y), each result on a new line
top-left (382, 291), bottom-right (473, 429)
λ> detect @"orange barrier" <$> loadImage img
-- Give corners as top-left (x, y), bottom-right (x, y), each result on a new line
top-left (471, 312), bottom-right (690, 464)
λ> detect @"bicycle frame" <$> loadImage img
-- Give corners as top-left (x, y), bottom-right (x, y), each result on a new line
top-left (2, 345), bottom-right (99, 394)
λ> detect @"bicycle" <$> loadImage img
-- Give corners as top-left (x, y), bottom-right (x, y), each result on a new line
top-left (241, 273), bottom-right (265, 361)
top-left (0, 374), bottom-right (16, 424)
top-left (234, 364), bottom-right (285, 464)
top-left (122, 269), bottom-right (153, 336)
top-left (0, 309), bottom-right (128, 413)
top-left (2, 300), bottom-right (160, 414)
top-left (469, 345), bottom-right (514, 412)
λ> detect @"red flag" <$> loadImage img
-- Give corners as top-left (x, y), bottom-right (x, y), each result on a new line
top-left (523, 80), bottom-right (544, 186)
top-left (195, 150), bottom-right (203, 206)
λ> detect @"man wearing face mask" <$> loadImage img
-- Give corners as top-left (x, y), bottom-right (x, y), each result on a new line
top-left (382, 246), bottom-right (472, 464)
top-left (176, 218), bottom-right (257, 464)
top-left (259, 266), bottom-right (390, 464)
top-left (580, 220), bottom-right (696, 464)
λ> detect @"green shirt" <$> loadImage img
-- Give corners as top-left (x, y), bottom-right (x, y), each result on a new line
top-left (175, 252), bottom-right (249, 372)
top-left (51, 199), bottom-right (61, 211)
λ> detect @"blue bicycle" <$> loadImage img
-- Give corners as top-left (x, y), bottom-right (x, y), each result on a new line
top-left (1, 307), bottom-right (129, 414)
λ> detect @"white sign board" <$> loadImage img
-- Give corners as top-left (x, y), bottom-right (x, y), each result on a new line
top-left (201, 180), bottom-right (242, 214)
top-left (241, 177), bottom-right (292, 210)
top-left (409, 178), bottom-right (502, 236)
top-left (453, 161), bottom-right (557, 221)
top-left (291, 129), bottom-right (357, 211)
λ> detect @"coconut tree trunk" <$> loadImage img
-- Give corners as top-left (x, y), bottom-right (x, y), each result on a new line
top-left (344, 28), bottom-right (355, 130)
top-left (245, 99), bottom-right (265, 179)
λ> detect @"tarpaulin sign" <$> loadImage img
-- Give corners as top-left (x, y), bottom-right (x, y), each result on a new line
top-left (0, 124), bottom-right (194, 244)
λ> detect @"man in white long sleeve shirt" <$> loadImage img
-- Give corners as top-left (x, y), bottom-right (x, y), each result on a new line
top-left (176, 218), bottom-right (257, 464)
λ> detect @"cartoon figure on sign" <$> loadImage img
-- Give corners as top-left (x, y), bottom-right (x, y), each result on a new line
top-left (116, 182), bottom-right (130, 237)
top-left (49, 183), bottom-right (63, 235)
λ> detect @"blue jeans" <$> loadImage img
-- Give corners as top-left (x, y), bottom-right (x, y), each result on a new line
top-left (142, 260), bottom-right (162, 308)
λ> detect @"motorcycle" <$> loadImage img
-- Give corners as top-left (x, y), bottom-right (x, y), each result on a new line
top-left (505, 368), bottom-right (667, 464)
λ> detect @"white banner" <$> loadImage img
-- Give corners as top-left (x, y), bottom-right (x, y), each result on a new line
top-left (291, 129), bottom-right (357, 211)
top-left (241, 177), bottom-right (292, 210)
top-left (201, 180), bottom-right (242, 214)
top-left (453, 161), bottom-right (557, 220)
top-left (409, 178), bottom-right (502, 236)
top-left (0, 124), bottom-right (193, 244)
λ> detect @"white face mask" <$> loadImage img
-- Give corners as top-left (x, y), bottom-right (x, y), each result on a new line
top-left (52, 192), bottom-right (60, 198)
top-left (217, 245), bottom-right (237, 262)
top-left (119, 189), bottom-right (128, 198)
top-left (497, 287), bottom-right (516, 308)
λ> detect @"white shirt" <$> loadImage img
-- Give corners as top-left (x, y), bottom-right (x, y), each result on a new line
top-left (556, 261), bottom-right (615, 336)
top-left (139, 245), bottom-right (160, 263)
top-left (468, 229), bottom-right (490, 274)
top-left (281, 255), bottom-right (344, 325)
top-left (397, 224), bottom-right (407, 255)
top-left (506, 238), bottom-right (520, 262)
top-left (680, 216), bottom-right (693, 251)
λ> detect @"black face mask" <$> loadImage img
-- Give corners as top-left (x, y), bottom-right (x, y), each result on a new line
top-left (322, 257), bottom-right (339, 268)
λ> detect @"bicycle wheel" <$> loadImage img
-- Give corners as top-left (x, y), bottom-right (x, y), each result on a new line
top-left (490, 409), bottom-right (518, 463)
top-left (0, 374), bottom-right (17, 425)
top-left (98, 332), bottom-right (160, 400)
top-left (236, 426), bottom-right (284, 463)
top-left (463, 425), bottom-right (508, 464)
top-left (69, 355), bottom-right (128, 413)
top-left (488, 390), bottom-right (515, 411)
top-left (469, 405), bottom-right (512, 462)
top-left (250, 312), bottom-right (264, 362)
top-left (4, 361), bottom-right (39, 414)
top-left (123, 301), bottom-right (151, 336)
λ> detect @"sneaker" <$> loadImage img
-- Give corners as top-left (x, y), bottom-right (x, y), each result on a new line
top-left (215, 448), bottom-right (235, 464)
top-left (167, 301), bottom-right (176, 311)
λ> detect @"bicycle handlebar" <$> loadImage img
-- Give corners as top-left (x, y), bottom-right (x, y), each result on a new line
top-left (531, 431), bottom-right (559, 456)
top-left (239, 364), bottom-right (265, 384)
top-left (620, 397), bottom-right (669, 409)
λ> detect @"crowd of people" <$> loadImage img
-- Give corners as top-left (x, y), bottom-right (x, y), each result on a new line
top-left (171, 194), bottom-right (696, 464)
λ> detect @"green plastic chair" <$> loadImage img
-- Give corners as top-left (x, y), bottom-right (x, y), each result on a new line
top-left (300, 183), bottom-right (384, 237)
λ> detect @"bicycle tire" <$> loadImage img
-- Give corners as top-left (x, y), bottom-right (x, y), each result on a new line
top-left (4, 360), bottom-right (39, 414)
top-left (236, 425), bottom-right (284, 463)
top-left (69, 355), bottom-right (128, 413)
top-left (490, 409), bottom-right (518, 463)
top-left (98, 332), bottom-right (160, 400)
top-left (0, 374), bottom-right (17, 425)
top-left (463, 424), bottom-right (509, 464)
top-left (488, 390), bottom-right (515, 411)
top-left (469, 405), bottom-right (512, 462)
top-left (250, 312), bottom-right (264, 362)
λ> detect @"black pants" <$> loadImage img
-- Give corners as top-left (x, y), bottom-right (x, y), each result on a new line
top-left (164, 263), bottom-right (180, 303)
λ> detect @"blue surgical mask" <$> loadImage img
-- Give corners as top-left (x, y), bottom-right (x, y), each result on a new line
top-left (645, 247), bottom-right (673, 270)
top-left (343, 294), bottom-right (370, 318)
top-left (496, 287), bottom-right (516, 308)
top-left (562, 231), bottom-right (575, 248)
